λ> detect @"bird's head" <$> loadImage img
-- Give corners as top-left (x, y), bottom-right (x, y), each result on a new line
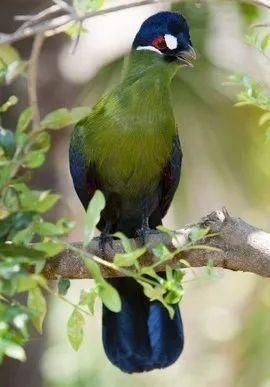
top-left (132, 11), bottom-right (196, 67)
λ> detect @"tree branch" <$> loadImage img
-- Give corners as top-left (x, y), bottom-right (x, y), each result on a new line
top-left (245, 0), bottom-right (270, 8)
top-left (27, 32), bottom-right (45, 127)
top-left (0, 1), bottom-right (167, 46)
top-left (1, 0), bottom-right (269, 47)
top-left (43, 208), bottom-right (270, 280)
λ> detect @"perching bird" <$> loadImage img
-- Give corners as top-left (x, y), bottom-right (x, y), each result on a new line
top-left (69, 11), bottom-right (195, 373)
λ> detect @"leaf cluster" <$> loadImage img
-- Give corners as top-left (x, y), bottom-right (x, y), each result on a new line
top-left (228, 31), bottom-right (270, 139)
top-left (0, 96), bottom-right (91, 362)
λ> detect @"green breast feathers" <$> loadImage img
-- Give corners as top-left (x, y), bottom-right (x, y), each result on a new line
top-left (77, 51), bottom-right (178, 197)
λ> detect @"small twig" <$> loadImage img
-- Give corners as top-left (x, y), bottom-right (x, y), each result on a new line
top-left (70, 21), bottom-right (83, 54)
top-left (0, 0), bottom-right (167, 46)
top-left (27, 32), bottom-right (45, 127)
top-left (245, 0), bottom-right (270, 8)
top-left (252, 23), bottom-right (270, 28)
top-left (44, 284), bottom-right (92, 317)
top-left (15, 5), bottom-right (62, 33)
top-left (1, 0), bottom-right (269, 47)
top-left (52, 0), bottom-right (76, 15)
top-left (15, 15), bottom-right (37, 22)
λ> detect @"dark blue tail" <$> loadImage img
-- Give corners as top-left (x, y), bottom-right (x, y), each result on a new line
top-left (102, 277), bottom-right (184, 373)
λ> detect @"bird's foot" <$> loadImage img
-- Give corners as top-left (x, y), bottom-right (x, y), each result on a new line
top-left (99, 232), bottom-right (114, 257)
top-left (136, 225), bottom-right (153, 246)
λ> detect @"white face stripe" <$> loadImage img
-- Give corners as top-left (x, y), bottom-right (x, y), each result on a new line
top-left (164, 34), bottom-right (178, 50)
top-left (136, 46), bottom-right (163, 55)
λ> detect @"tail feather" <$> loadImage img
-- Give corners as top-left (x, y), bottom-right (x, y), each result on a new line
top-left (102, 277), bottom-right (184, 373)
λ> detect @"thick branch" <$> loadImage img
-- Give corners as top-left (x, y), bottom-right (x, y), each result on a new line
top-left (43, 208), bottom-right (270, 279)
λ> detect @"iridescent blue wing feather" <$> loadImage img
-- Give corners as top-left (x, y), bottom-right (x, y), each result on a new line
top-left (69, 125), bottom-right (100, 210)
top-left (150, 134), bottom-right (182, 228)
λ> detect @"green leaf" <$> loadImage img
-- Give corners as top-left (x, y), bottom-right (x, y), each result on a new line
top-left (164, 288), bottom-right (183, 304)
top-left (0, 165), bottom-right (11, 189)
top-left (0, 211), bottom-right (35, 239)
top-left (138, 281), bottom-right (175, 319)
top-left (0, 263), bottom-right (21, 280)
top-left (83, 256), bottom-right (121, 312)
top-left (0, 45), bottom-right (24, 85)
top-left (67, 308), bottom-right (85, 351)
top-left (33, 131), bottom-right (50, 153)
top-left (16, 275), bottom-right (38, 292)
top-left (206, 259), bottom-right (215, 278)
top-left (0, 206), bottom-right (9, 220)
top-left (58, 277), bottom-right (70, 296)
top-left (34, 241), bottom-right (64, 257)
top-left (27, 287), bottom-right (47, 333)
top-left (165, 265), bottom-right (173, 281)
top-left (41, 106), bottom-right (91, 129)
top-left (79, 288), bottom-right (97, 314)
top-left (16, 107), bottom-right (33, 132)
top-left (138, 281), bottom-right (166, 305)
top-left (140, 266), bottom-right (159, 279)
top-left (0, 243), bottom-right (45, 259)
top-left (0, 339), bottom-right (26, 361)
top-left (0, 127), bottom-right (15, 158)
top-left (73, 0), bottom-right (104, 12)
top-left (70, 107), bottom-right (91, 123)
top-left (24, 151), bottom-right (45, 168)
top-left (113, 232), bottom-right (133, 253)
top-left (33, 219), bottom-right (73, 237)
top-left (12, 186), bottom-right (60, 213)
top-left (84, 190), bottom-right (105, 246)
top-left (238, 3), bottom-right (259, 25)
top-left (173, 267), bottom-right (185, 282)
top-left (32, 221), bottom-right (59, 236)
top-left (84, 257), bottom-right (103, 282)
top-left (0, 95), bottom-right (18, 113)
top-left (12, 225), bottom-right (33, 244)
top-left (64, 22), bottom-right (88, 38)
top-left (261, 33), bottom-right (270, 51)
top-left (156, 225), bottom-right (176, 238)
top-left (152, 243), bottom-right (170, 260)
top-left (41, 108), bottom-right (72, 129)
top-left (113, 247), bottom-right (146, 267)
top-left (15, 132), bottom-right (28, 146)
top-left (13, 313), bottom-right (29, 339)
top-left (5, 61), bottom-right (26, 84)
top-left (164, 304), bottom-right (175, 319)
top-left (98, 281), bottom-right (121, 313)
top-left (37, 192), bottom-right (60, 213)
top-left (190, 226), bottom-right (209, 242)
top-left (164, 278), bottom-right (184, 304)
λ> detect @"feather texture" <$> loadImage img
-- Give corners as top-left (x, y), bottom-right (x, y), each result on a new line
top-left (103, 278), bottom-right (184, 373)
top-left (69, 49), bottom-right (184, 372)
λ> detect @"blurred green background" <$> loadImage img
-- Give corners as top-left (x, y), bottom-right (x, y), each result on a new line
top-left (1, 1), bottom-right (270, 386)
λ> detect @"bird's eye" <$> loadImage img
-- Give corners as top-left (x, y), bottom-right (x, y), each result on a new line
top-left (152, 35), bottom-right (167, 50)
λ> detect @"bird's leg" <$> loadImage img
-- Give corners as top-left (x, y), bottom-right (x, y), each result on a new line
top-left (99, 222), bottom-right (114, 257)
top-left (136, 215), bottom-right (152, 246)
top-left (136, 195), bottom-right (154, 245)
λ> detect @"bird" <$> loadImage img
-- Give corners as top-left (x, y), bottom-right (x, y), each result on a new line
top-left (69, 11), bottom-right (196, 373)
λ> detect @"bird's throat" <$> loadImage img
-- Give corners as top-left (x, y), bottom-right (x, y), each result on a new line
top-left (122, 49), bottom-right (179, 84)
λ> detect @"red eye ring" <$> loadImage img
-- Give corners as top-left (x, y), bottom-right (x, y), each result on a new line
top-left (152, 35), bottom-right (167, 50)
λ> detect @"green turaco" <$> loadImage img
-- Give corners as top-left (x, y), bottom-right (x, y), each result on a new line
top-left (69, 11), bottom-right (196, 373)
